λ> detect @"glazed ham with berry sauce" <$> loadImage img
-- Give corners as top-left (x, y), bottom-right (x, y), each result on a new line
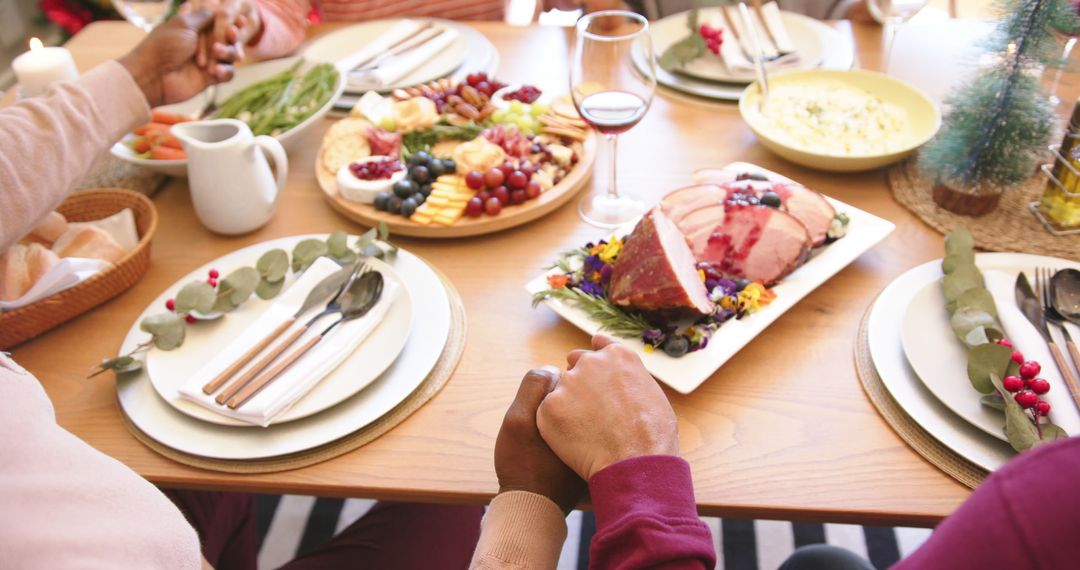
top-left (694, 168), bottom-right (836, 246)
top-left (656, 184), bottom-right (812, 285)
top-left (609, 208), bottom-right (715, 315)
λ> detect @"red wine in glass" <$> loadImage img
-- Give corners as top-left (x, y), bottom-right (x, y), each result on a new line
top-left (578, 91), bottom-right (648, 135)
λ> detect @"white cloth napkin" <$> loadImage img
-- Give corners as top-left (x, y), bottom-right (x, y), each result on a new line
top-left (178, 257), bottom-right (400, 427)
top-left (711, 3), bottom-right (800, 74)
top-left (985, 270), bottom-right (1080, 435)
top-left (346, 24), bottom-right (459, 91)
top-left (0, 258), bottom-right (112, 311)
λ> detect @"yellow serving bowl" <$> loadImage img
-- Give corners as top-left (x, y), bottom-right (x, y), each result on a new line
top-left (739, 69), bottom-right (941, 172)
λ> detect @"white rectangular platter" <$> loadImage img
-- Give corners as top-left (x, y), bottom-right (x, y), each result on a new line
top-left (526, 163), bottom-right (896, 394)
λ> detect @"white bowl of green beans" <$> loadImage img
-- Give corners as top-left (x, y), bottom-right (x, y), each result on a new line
top-left (111, 56), bottom-right (343, 177)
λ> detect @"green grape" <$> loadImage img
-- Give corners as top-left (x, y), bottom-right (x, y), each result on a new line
top-left (378, 116), bottom-right (397, 131)
top-left (530, 103), bottom-right (549, 118)
top-left (509, 101), bottom-right (525, 114)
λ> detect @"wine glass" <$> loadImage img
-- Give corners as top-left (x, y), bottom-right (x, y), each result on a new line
top-left (111, 0), bottom-right (173, 32)
top-left (868, 0), bottom-right (928, 73)
top-left (570, 10), bottom-right (656, 228)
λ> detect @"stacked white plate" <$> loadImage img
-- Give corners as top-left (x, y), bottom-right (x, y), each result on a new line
top-left (301, 18), bottom-right (500, 95)
top-left (634, 9), bottom-right (855, 101)
top-left (867, 253), bottom-right (1080, 472)
top-left (116, 235), bottom-right (451, 460)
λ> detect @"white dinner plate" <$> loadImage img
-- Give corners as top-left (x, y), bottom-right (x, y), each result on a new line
top-left (653, 9), bottom-right (824, 83)
top-left (301, 19), bottom-right (474, 93)
top-left (143, 252), bottom-right (413, 427)
top-left (525, 162), bottom-right (895, 394)
top-left (868, 257), bottom-right (1018, 473)
top-left (899, 254), bottom-right (1080, 442)
top-left (110, 56), bottom-right (345, 177)
top-left (635, 10), bottom-right (853, 101)
top-left (116, 238), bottom-right (450, 460)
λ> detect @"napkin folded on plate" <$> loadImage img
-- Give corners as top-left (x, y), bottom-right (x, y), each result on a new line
top-left (342, 19), bottom-right (459, 91)
top-left (714, 2), bottom-right (800, 73)
top-left (0, 208), bottom-right (139, 311)
top-left (178, 257), bottom-right (400, 427)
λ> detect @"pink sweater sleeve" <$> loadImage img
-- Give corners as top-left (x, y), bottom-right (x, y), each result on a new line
top-left (470, 491), bottom-right (568, 569)
top-left (0, 60), bottom-right (149, 249)
top-left (0, 353), bottom-right (201, 568)
top-left (248, 0), bottom-right (311, 60)
top-left (589, 455), bottom-right (716, 570)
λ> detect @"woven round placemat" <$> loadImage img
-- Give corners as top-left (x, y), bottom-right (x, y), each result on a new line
top-left (889, 159), bottom-right (1080, 260)
top-left (120, 269), bottom-right (467, 474)
top-left (854, 300), bottom-right (988, 489)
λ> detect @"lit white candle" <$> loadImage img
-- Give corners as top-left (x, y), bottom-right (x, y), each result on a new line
top-left (12, 38), bottom-right (79, 98)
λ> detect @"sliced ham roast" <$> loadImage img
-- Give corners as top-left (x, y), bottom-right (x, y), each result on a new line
top-left (609, 208), bottom-right (715, 315)
top-left (659, 184), bottom-right (727, 225)
top-left (674, 203), bottom-right (812, 285)
top-left (694, 168), bottom-right (836, 246)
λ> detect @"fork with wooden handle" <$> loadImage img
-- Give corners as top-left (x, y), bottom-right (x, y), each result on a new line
top-left (201, 261), bottom-right (365, 398)
top-left (1039, 267), bottom-right (1080, 399)
top-left (226, 271), bottom-right (384, 410)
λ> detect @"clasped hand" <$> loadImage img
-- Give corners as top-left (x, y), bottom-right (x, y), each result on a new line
top-left (495, 334), bottom-right (680, 512)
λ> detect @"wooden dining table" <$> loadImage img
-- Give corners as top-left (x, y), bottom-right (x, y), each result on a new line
top-left (10, 14), bottom-right (1068, 528)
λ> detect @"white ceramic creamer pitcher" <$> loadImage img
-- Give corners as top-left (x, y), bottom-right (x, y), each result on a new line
top-left (172, 119), bottom-right (287, 234)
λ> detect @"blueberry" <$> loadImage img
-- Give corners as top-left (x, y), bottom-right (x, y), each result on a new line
top-left (393, 179), bottom-right (417, 199)
top-left (410, 192), bottom-right (426, 205)
top-left (409, 151), bottom-right (432, 167)
top-left (427, 160), bottom-right (446, 178)
top-left (410, 165), bottom-right (431, 184)
top-left (373, 192), bottom-right (392, 211)
top-left (747, 172), bottom-right (770, 181)
top-left (759, 191), bottom-right (782, 208)
top-left (735, 277), bottom-right (752, 291)
top-left (400, 197), bottom-right (418, 217)
top-left (662, 336), bottom-right (690, 357)
top-left (441, 158), bottom-right (456, 173)
top-left (419, 183), bottom-right (433, 196)
top-left (386, 196), bottom-right (403, 214)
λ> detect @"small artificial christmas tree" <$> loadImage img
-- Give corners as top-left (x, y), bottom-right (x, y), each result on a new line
top-left (918, 0), bottom-right (1080, 216)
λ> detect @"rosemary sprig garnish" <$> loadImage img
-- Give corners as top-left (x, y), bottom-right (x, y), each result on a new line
top-left (531, 287), bottom-right (651, 339)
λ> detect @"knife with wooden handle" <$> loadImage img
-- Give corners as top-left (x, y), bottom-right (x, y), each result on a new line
top-left (1016, 273), bottom-right (1080, 412)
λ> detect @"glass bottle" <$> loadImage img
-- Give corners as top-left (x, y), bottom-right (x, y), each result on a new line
top-left (1039, 98), bottom-right (1080, 230)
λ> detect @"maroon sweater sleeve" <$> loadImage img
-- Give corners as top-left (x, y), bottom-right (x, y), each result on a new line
top-left (588, 455), bottom-right (716, 570)
top-left (896, 436), bottom-right (1080, 569)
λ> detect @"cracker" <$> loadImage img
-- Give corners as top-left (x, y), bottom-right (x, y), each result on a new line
top-left (541, 126), bottom-right (588, 142)
top-left (551, 96), bottom-right (581, 120)
top-left (323, 117), bottom-right (371, 145)
top-left (322, 136), bottom-right (371, 173)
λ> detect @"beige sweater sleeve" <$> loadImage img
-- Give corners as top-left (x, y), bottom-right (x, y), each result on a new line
top-left (0, 60), bottom-right (150, 249)
top-left (470, 491), bottom-right (568, 570)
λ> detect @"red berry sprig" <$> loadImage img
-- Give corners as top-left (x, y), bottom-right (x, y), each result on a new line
top-left (997, 341), bottom-right (1052, 418)
top-left (162, 268), bottom-right (221, 326)
top-left (699, 24), bottom-right (724, 55)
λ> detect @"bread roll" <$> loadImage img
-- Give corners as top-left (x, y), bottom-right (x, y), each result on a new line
top-left (25, 243), bottom-right (59, 285)
top-left (51, 226), bottom-right (126, 264)
top-left (0, 245), bottom-right (31, 302)
top-left (30, 211), bottom-right (69, 244)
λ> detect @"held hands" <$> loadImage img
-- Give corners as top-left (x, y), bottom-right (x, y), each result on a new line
top-left (495, 334), bottom-right (681, 510)
top-left (184, 0), bottom-right (263, 63)
top-left (537, 335), bottom-right (680, 480)
top-left (495, 367), bottom-right (586, 514)
top-left (118, 9), bottom-right (240, 106)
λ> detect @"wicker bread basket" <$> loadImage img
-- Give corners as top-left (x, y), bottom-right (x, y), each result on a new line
top-left (0, 188), bottom-right (158, 350)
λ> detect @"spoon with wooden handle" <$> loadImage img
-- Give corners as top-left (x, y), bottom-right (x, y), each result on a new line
top-left (226, 271), bottom-right (385, 410)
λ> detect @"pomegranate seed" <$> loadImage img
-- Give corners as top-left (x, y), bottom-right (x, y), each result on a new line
top-left (165, 298), bottom-right (176, 311)
top-left (1019, 361), bottom-right (1041, 379)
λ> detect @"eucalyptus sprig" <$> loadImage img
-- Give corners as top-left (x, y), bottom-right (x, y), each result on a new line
top-left (659, 8), bottom-right (707, 71)
top-left (90, 225), bottom-right (396, 379)
top-left (942, 229), bottom-right (1065, 452)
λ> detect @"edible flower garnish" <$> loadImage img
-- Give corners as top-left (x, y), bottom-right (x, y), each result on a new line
top-left (532, 236), bottom-right (777, 358)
